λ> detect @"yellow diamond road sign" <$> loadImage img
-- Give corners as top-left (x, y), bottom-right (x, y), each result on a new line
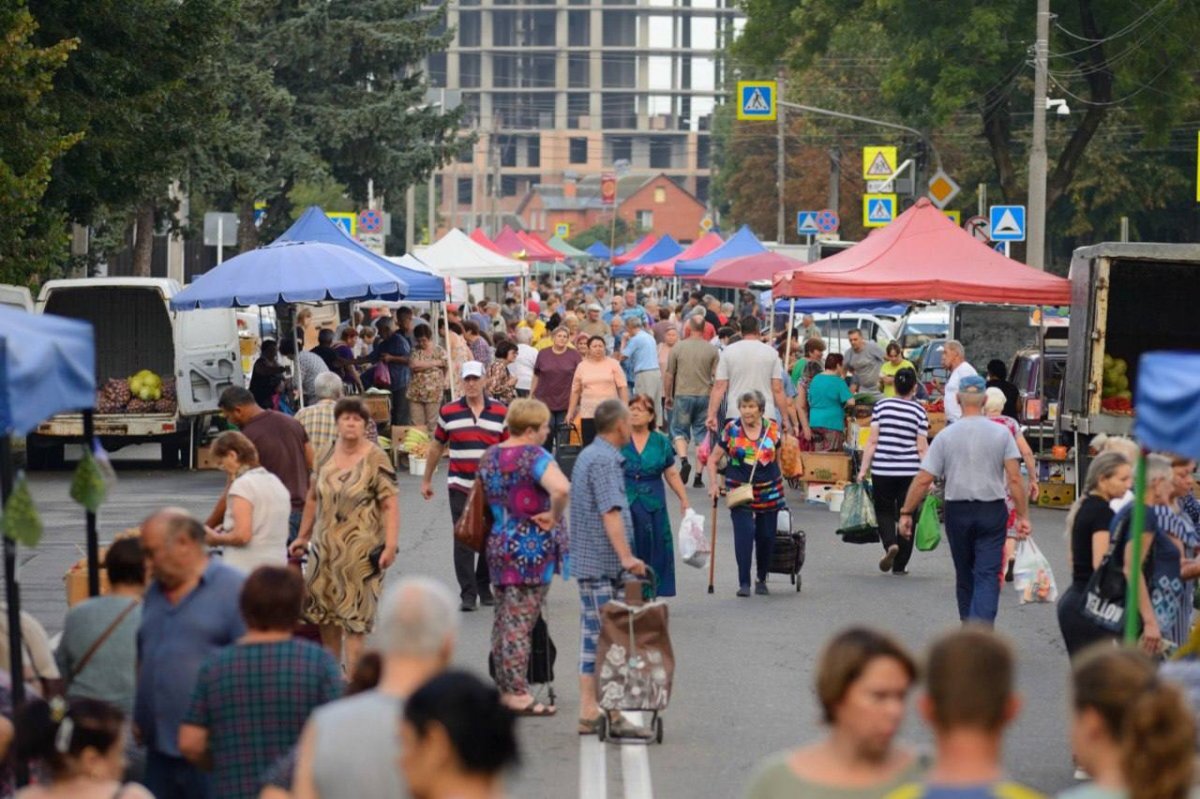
top-left (862, 147), bottom-right (897, 180)
top-left (927, 170), bottom-right (961, 209)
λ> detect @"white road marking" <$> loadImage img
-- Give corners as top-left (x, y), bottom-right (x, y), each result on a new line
top-left (579, 734), bottom-right (607, 799)
top-left (620, 712), bottom-right (654, 799)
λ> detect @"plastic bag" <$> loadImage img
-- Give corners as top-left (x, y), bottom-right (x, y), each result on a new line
top-left (1013, 538), bottom-right (1058, 604)
top-left (697, 431), bottom-right (713, 467)
top-left (837, 483), bottom-right (879, 544)
top-left (915, 494), bottom-right (942, 552)
top-left (678, 508), bottom-right (709, 569)
top-left (779, 434), bottom-right (803, 479)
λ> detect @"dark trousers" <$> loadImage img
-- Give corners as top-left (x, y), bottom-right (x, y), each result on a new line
top-left (391, 389), bottom-right (411, 425)
top-left (449, 489), bottom-right (491, 602)
top-left (546, 409), bottom-right (568, 454)
top-left (944, 499), bottom-right (1007, 624)
top-left (145, 750), bottom-right (211, 799)
top-left (730, 507), bottom-right (778, 588)
top-left (871, 474), bottom-right (916, 573)
top-left (580, 417), bottom-right (597, 446)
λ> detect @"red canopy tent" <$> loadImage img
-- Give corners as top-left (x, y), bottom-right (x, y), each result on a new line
top-left (469, 228), bottom-right (508, 256)
top-left (516, 230), bottom-right (564, 261)
top-left (702, 251), bottom-right (806, 288)
top-left (772, 198), bottom-right (1071, 305)
top-left (492, 226), bottom-right (533, 259)
top-left (636, 231), bottom-right (725, 276)
top-left (612, 235), bottom-right (658, 266)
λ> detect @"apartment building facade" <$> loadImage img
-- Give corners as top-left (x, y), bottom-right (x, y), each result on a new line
top-left (426, 0), bottom-right (742, 235)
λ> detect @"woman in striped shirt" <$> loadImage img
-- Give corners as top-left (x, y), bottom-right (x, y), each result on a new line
top-left (857, 368), bottom-right (928, 575)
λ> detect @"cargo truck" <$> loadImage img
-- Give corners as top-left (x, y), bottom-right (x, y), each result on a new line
top-left (28, 278), bottom-right (241, 467)
top-left (1061, 243), bottom-right (1200, 484)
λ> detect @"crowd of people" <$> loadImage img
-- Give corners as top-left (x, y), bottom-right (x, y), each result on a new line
top-left (6, 270), bottom-right (1200, 799)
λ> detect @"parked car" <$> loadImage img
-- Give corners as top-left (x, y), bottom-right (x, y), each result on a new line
top-left (1011, 346), bottom-right (1067, 443)
top-left (894, 306), bottom-right (949, 359)
top-left (797, 312), bottom-right (897, 356)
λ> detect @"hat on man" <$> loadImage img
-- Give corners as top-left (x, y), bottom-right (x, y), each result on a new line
top-left (461, 361), bottom-right (484, 379)
top-left (958, 375), bottom-right (987, 394)
top-left (587, 303), bottom-right (603, 312)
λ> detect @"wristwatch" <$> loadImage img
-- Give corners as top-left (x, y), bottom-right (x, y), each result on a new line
top-left (899, 510), bottom-right (914, 516)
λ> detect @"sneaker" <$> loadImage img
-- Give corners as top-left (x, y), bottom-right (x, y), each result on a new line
top-left (460, 598), bottom-right (477, 612)
top-left (892, 569), bottom-right (909, 576)
top-left (1074, 768), bottom-right (1088, 781)
top-left (693, 473), bottom-right (704, 489)
top-left (679, 460), bottom-right (691, 484)
top-left (879, 544), bottom-right (899, 573)
top-left (755, 580), bottom-right (769, 596)
top-left (736, 586), bottom-right (751, 598)
top-left (479, 592), bottom-right (496, 607)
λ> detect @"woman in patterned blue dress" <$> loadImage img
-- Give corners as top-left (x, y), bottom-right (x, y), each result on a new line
top-left (621, 395), bottom-right (690, 597)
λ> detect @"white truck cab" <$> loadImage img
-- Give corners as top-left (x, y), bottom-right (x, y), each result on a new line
top-left (29, 278), bottom-right (241, 466)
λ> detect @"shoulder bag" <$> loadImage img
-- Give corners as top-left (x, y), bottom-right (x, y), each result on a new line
top-left (67, 598), bottom-right (140, 686)
top-left (1081, 512), bottom-right (1134, 633)
top-left (727, 426), bottom-right (767, 509)
top-left (454, 452), bottom-right (495, 553)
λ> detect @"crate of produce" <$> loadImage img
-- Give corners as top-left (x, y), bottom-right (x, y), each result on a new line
top-left (800, 452), bottom-right (852, 484)
top-left (926, 412), bottom-right (946, 437)
top-left (362, 393), bottom-right (392, 425)
top-left (196, 445), bottom-right (221, 471)
top-left (1037, 481), bottom-right (1076, 508)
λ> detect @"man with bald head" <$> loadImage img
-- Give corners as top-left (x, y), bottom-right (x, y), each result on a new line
top-left (136, 509), bottom-right (245, 799)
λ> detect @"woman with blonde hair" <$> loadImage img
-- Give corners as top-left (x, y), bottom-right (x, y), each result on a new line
top-left (1062, 645), bottom-right (1194, 797)
top-left (984, 386), bottom-right (1039, 581)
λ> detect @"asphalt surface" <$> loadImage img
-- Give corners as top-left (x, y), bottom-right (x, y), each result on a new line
top-left (19, 463), bottom-right (1078, 799)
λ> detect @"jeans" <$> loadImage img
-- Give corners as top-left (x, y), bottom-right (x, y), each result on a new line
top-left (870, 474), bottom-right (916, 573)
top-left (730, 507), bottom-right (778, 588)
top-left (944, 499), bottom-right (1007, 624)
top-left (145, 750), bottom-right (211, 799)
top-left (546, 409), bottom-right (568, 454)
top-left (390, 389), bottom-right (412, 425)
top-left (287, 508), bottom-right (303, 546)
top-left (670, 395), bottom-right (709, 445)
top-left (449, 489), bottom-right (491, 603)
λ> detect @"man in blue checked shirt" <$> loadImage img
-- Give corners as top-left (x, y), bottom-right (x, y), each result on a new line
top-left (568, 399), bottom-right (647, 739)
top-left (618, 316), bottom-right (663, 430)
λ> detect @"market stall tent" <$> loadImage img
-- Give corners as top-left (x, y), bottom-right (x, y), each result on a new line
top-left (611, 235), bottom-right (682, 278)
top-left (585, 241), bottom-right (612, 259)
top-left (414, 228), bottom-right (529, 280)
top-left (548, 235), bottom-right (588, 258)
top-left (701, 251), bottom-right (806, 288)
top-left (492, 226), bottom-right (531, 259)
top-left (612, 234), bottom-right (658, 265)
top-left (469, 228), bottom-right (508, 256)
top-left (676, 225), bottom-right (767, 278)
top-left (516, 230), bottom-right (565, 261)
top-left (637, 231), bottom-right (725, 277)
top-left (277, 206), bottom-right (444, 301)
top-left (773, 198), bottom-right (1072, 305)
top-left (386, 254), bottom-right (469, 304)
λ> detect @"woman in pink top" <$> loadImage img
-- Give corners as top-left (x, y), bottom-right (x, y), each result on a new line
top-left (984, 387), bottom-right (1039, 582)
top-left (566, 335), bottom-right (629, 445)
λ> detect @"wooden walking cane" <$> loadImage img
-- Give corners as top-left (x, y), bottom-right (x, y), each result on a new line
top-left (707, 493), bottom-right (719, 594)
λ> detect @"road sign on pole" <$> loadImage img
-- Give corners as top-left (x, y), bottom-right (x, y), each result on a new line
top-left (736, 81), bottom-right (777, 121)
top-left (862, 194), bottom-right (896, 228)
top-left (965, 215), bottom-right (990, 242)
top-left (555, 222), bottom-right (570, 238)
top-left (862, 147), bottom-right (898, 180)
top-left (796, 211), bottom-right (820, 235)
top-left (989, 205), bottom-right (1027, 242)
top-left (358, 209), bottom-right (383, 234)
top-left (600, 173), bottom-right (617, 206)
top-left (814, 209), bottom-right (839, 234)
top-left (327, 212), bottom-right (357, 237)
top-left (943, 210), bottom-right (962, 226)
top-left (927, 170), bottom-right (961, 209)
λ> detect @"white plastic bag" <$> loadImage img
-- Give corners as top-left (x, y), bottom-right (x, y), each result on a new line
top-left (679, 508), bottom-right (709, 569)
top-left (1013, 538), bottom-right (1058, 604)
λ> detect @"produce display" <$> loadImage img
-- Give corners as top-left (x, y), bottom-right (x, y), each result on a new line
top-left (923, 399), bottom-right (945, 413)
top-left (1099, 354), bottom-right (1133, 415)
top-left (401, 427), bottom-right (432, 458)
top-left (95, 372), bottom-right (177, 415)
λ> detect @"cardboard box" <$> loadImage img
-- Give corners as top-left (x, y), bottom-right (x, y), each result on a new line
top-left (927, 412), bottom-right (947, 438)
top-left (1038, 481), bottom-right (1076, 508)
top-left (196, 445), bottom-right (221, 470)
top-left (800, 452), bottom-right (852, 484)
top-left (65, 559), bottom-right (112, 607)
top-left (362, 394), bottom-right (392, 425)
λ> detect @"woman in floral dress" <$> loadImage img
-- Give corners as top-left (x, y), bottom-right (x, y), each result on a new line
top-left (407, 323), bottom-right (447, 432)
top-left (622, 395), bottom-right (690, 596)
top-left (477, 398), bottom-right (570, 716)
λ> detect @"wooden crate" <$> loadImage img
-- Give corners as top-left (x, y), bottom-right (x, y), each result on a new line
top-left (1038, 481), bottom-right (1076, 508)
top-left (65, 559), bottom-right (111, 607)
top-left (800, 452), bottom-right (852, 484)
top-left (362, 394), bottom-right (392, 425)
top-left (927, 412), bottom-right (947, 437)
top-left (196, 445), bottom-right (221, 470)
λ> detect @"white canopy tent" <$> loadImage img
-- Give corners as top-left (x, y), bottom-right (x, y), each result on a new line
top-left (386, 254), bottom-right (470, 304)
top-left (414, 228), bottom-right (528, 280)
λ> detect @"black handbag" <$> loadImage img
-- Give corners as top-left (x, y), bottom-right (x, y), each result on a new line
top-left (553, 424), bottom-right (582, 479)
top-left (488, 613), bottom-right (557, 685)
top-left (1082, 513), bottom-right (1133, 633)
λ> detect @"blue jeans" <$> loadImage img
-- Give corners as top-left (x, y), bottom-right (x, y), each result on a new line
top-left (730, 507), bottom-right (778, 588)
top-left (670, 395), bottom-right (709, 445)
top-left (944, 500), bottom-right (1007, 624)
top-left (145, 750), bottom-right (211, 799)
top-left (546, 409), bottom-right (568, 454)
top-left (287, 508), bottom-right (303, 545)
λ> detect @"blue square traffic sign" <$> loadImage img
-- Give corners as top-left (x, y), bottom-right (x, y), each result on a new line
top-left (989, 205), bottom-right (1026, 242)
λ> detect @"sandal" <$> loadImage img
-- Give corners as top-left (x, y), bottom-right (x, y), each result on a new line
top-left (578, 715), bottom-right (604, 735)
top-left (512, 700), bottom-right (556, 717)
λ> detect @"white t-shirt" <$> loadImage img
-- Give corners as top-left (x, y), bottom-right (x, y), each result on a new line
top-left (222, 467), bottom-right (291, 573)
top-left (943, 361), bottom-right (979, 423)
top-left (511, 343), bottom-right (538, 391)
top-left (716, 339), bottom-right (784, 420)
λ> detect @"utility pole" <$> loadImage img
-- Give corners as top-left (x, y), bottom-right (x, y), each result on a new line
top-left (828, 147), bottom-right (841, 216)
top-left (405, 185), bottom-right (416, 252)
top-left (1026, 0), bottom-right (1051, 270)
top-left (775, 70), bottom-right (786, 245)
top-left (490, 114), bottom-right (502, 236)
top-left (427, 172), bottom-right (436, 244)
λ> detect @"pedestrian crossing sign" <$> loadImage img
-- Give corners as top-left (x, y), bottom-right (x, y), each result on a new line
top-left (326, 212), bottom-right (356, 237)
top-left (555, 222), bottom-right (570, 238)
top-left (862, 194), bottom-right (896, 228)
top-left (736, 81), bottom-right (777, 121)
top-left (862, 146), bottom-right (898, 180)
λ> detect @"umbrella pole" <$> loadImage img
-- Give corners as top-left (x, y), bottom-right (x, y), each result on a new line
top-left (783, 298), bottom-right (797, 373)
top-left (83, 410), bottom-right (99, 596)
top-left (1124, 451), bottom-right (1148, 645)
top-left (1, 432), bottom-right (29, 786)
top-left (444, 302), bottom-right (456, 398)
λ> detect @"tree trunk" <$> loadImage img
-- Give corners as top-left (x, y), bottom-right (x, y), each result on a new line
top-left (131, 203), bottom-right (155, 277)
top-left (237, 200), bottom-right (258, 252)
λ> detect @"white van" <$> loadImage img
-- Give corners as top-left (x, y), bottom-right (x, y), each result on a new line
top-left (29, 278), bottom-right (241, 466)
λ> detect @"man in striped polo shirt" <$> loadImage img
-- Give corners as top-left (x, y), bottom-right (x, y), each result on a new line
top-left (421, 361), bottom-right (509, 611)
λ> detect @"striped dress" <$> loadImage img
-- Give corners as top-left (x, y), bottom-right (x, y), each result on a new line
top-left (868, 398), bottom-right (929, 477)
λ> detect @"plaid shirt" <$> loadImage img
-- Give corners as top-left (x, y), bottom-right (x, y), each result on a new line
top-left (294, 400), bottom-right (379, 464)
top-left (568, 437), bottom-right (633, 580)
top-left (184, 640), bottom-right (342, 799)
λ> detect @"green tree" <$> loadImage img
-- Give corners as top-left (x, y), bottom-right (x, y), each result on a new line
top-left (0, 4), bottom-right (79, 285)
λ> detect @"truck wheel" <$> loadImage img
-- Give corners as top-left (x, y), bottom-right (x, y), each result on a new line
top-left (29, 442), bottom-right (65, 470)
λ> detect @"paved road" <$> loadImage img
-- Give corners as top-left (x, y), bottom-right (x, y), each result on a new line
top-left (20, 465), bottom-right (1077, 798)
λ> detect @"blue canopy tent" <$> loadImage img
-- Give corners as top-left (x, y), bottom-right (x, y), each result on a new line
top-left (611, 235), bottom-right (682, 278)
top-left (585, 241), bottom-right (612, 259)
top-left (676, 225), bottom-right (767, 278)
top-left (0, 307), bottom-right (96, 784)
top-left (276, 206), bottom-right (445, 300)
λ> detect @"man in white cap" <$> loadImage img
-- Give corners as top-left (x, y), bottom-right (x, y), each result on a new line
top-left (581, 302), bottom-right (609, 339)
top-left (421, 361), bottom-right (509, 611)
